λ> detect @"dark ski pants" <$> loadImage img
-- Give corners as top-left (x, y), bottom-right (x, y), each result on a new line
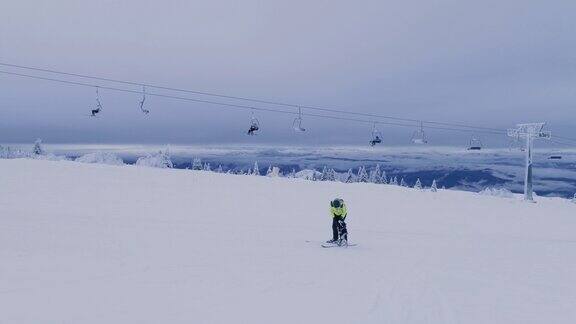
top-left (332, 216), bottom-right (348, 241)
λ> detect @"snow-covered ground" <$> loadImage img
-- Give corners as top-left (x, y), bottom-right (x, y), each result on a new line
top-left (1, 159), bottom-right (575, 323)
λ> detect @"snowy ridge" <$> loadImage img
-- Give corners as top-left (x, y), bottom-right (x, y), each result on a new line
top-left (6, 143), bottom-right (575, 198)
top-left (1, 159), bottom-right (575, 323)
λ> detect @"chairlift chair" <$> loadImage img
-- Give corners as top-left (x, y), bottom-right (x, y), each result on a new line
top-left (411, 122), bottom-right (427, 144)
top-left (139, 86), bottom-right (150, 114)
top-left (247, 112), bottom-right (260, 135)
top-left (90, 87), bottom-right (103, 117)
top-left (293, 106), bottom-right (306, 132)
top-left (369, 124), bottom-right (383, 146)
top-left (548, 148), bottom-right (562, 160)
top-left (467, 136), bottom-right (483, 150)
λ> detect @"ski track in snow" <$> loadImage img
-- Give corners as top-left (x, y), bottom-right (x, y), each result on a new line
top-left (1, 159), bottom-right (575, 324)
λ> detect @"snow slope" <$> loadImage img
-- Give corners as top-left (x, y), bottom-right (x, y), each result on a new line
top-left (1, 159), bottom-right (575, 324)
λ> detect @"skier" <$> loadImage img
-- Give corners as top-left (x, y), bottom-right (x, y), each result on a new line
top-left (369, 135), bottom-right (382, 146)
top-left (247, 124), bottom-right (259, 135)
top-left (326, 198), bottom-right (348, 245)
top-left (91, 106), bottom-right (101, 117)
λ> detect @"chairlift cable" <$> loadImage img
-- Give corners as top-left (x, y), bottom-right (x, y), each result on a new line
top-left (0, 62), bottom-right (507, 133)
top-left (554, 135), bottom-right (576, 143)
top-left (0, 70), bottom-right (539, 137)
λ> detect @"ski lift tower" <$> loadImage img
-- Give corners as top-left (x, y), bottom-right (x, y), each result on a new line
top-left (507, 123), bottom-right (551, 202)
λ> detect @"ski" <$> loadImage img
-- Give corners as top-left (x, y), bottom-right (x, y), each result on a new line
top-left (321, 243), bottom-right (357, 248)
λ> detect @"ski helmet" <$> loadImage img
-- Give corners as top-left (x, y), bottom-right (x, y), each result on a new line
top-left (331, 198), bottom-right (342, 208)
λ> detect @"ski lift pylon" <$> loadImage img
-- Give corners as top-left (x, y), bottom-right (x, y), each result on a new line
top-left (292, 106), bottom-right (306, 132)
top-left (369, 123), bottom-right (383, 146)
top-left (139, 86), bottom-right (150, 114)
top-left (247, 110), bottom-right (260, 135)
top-left (411, 121), bottom-right (427, 144)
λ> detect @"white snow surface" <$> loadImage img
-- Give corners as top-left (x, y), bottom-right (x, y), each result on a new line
top-left (1, 159), bottom-right (575, 324)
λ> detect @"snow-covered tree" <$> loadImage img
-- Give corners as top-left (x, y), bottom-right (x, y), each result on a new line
top-left (326, 168), bottom-right (337, 182)
top-left (345, 169), bottom-right (355, 183)
top-left (203, 163), bottom-right (211, 172)
top-left (32, 138), bottom-right (44, 155)
top-left (414, 178), bottom-right (422, 190)
top-left (400, 177), bottom-right (407, 187)
top-left (287, 168), bottom-right (296, 178)
top-left (368, 164), bottom-right (382, 183)
top-left (430, 179), bottom-right (438, 192)
top-left (380, 170), bottom-right (388, 184)
top-left (357, 166), bottom-right (369, 183)
top-left (320, 166), bottom-right (329, 181)
top-left (266, 165), bottom-right (273, 176)
top-left (390, 176), bottom-right (398, 185)
top-left (252, 162), bottom-right (260, 176)
top-left (192, 158), bottom-right (203, 170)
top-left (216, 165), bottom-right (224, 173)
top-left (572, 193), bottom-right (576, 203)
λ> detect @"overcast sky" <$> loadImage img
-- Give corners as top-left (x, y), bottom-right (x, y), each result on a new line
top-left (0, 0), bottom-right (574, 146)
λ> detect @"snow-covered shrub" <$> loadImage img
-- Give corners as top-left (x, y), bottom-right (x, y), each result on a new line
top-left (0, 145), bottom-right (31, 159)
top-left (295, 169), bottom-right (322, 180)
top-left (267, 166), bottom-right (281, 177)
top-left (215, 165), bottom-right (223, 173)
top-left (479, 187), bottom-right (514, 198)
top-left (136, 150), bottom-right (173, 168)
top-left (430, 179), bottom-right (438, 192)
top-left (414, 178), bottom-right (422, 190)
top-left (34, 153), bottom-right (69, 161)
top-left (287, 168), bottom-right (296, 178)
top-left (76, 152), bottom-right (124, 166)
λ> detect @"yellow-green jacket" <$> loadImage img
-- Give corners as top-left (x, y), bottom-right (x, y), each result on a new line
top-left (330, 202), bottom-right (347, 218)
